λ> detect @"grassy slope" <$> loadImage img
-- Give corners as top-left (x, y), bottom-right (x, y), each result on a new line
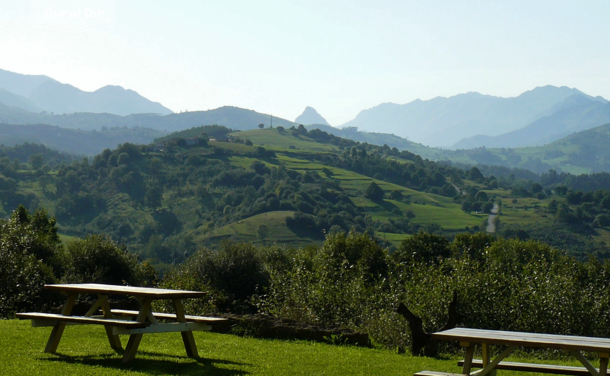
top-left (2, 320), bottom-right (594, 376)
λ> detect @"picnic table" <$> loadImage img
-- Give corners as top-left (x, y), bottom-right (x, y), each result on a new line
top-left (17, 283), bottom-right (228, 363)
top-left (415, 328), bottom-right (610, 376)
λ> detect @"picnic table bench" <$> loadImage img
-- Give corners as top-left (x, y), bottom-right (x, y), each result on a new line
top-left (17, 283), bottom-right (229, 363)
top-left (415, 328), bottom-right (610, 376)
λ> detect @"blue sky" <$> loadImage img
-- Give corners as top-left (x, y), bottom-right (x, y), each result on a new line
top-left (0, 0), bottom-right (608, 124)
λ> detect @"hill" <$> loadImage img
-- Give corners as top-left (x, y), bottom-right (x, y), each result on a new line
top-left (295, 106), bottom-right (330, 125)
top-left (0, 128), bottom-right (490, 267)
top-left (4, 126), bottom-right (610, 270)
top-left (436, 122), bottom-right (610, 175)
top-left (454, 95), bottom-right (610, 148)
top-left (341, 86), bottom-right (606, 147)
top-left (0, 104), bottom-right (295, 133)
top-left (0, 123), bottom-right (164, 156)
top-left (0, 68), bottom-right (172, 116)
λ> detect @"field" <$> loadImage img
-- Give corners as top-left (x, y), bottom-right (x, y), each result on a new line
top-left (191, 211), bottom-right (321, 248)
top-left (1, 320), bottom-right (596, 376)
top-left (230, 128), bottom-right (338, 153)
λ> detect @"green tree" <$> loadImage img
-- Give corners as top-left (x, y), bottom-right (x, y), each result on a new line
top-left (62, 234), bottom-right (155, 286)
top-left (29, 154), bottom-right (44, 170)
top-left (258, 123), bottom-right (265, 129)
top-left (257, 224), bottom-right (269, 244)
top-left (0, 206), bottom-right (62, 317)
top-left (468, 167), bottom-right (484, 181)
top-left (394, 231), bottom-right (450, 264)
top-left (365, 182), bottom-right (385, 201)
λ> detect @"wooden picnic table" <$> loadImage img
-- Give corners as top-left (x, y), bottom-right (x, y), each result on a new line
top-left (416, 328), bottom-right (610, 376)
top-left (17, 283), bottom-right (226, 363)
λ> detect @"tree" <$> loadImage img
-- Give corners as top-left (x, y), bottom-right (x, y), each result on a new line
top-left (177, 138), bottom-right (187, 147)
top-left (258, 123), bottom-right (265, 129)
top-left (468, 167), bottom-right (484, 181)
top-left (531, 183), bottom-right (543, 194)
top-left (461, 201), bottom-right (472, 213)
top-left (37, 175), bottom-right (53, 192)
top-left (594, 214), bottom-right (610, 228)
top-left (29, 154), bottom-right (44, 170)
top-left (394, 231), bottom-right (450, 264)
top-left (389, 190), bottom-right (404, 200)
top-left (277, 126), bottom-right (285, 133)
top-left (365, 182), bottom-right (385, 201)
top-left (297, 124), bottom-right (307, 134)
top-left (257, 224), bottom-right (269, 244)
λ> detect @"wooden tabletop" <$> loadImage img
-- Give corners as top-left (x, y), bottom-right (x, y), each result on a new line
top-left (432, 328), bottom-right (610, 353)
top-left (44, 283), bottom-right (206, 299)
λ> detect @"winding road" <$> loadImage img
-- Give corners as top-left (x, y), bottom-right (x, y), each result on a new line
top-left (486, 203), bottom-right (499, 233)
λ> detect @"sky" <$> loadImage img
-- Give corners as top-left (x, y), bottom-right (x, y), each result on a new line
top-left (0, 0), bottom-right (609, 125)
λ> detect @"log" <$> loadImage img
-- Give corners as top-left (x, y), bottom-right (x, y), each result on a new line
top-left (395, 291), bottom-right (459, 357)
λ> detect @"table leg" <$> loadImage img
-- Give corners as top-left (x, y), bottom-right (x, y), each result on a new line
top-left (477, 345), bottom-right (516, 376)
top-left (573, 350), bottom-right (601, 376)
top-left (122, 298), bottom-right (152, 363)
top-left (482, 343), bottom-right (497, 376)
top-left (172, 298), bottom-right (199, 358)
top-left (44, 293), bottom-right (76, 353)
top-left (98, 294), bottom-right (123, 352)
top-left (461, 342), bottom-right (476, 374)
top-left (599, 353), bottom-right (608, 376)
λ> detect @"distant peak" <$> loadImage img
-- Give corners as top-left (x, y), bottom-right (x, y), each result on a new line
top-left (295, 106), bottom-right (330, 126)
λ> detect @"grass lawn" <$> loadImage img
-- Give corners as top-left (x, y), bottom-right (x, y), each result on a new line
top-left (1, 319), bottom-right (447, 375)
top-left (2, 320), bottom-right (599, 376)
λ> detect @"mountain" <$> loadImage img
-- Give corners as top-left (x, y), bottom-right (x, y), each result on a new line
top-left (0, 104), bottom-right (295, 133)
top-left (453, 95), bottom-right (610, 149)
top-left (341, 86), bottom-right (605, 147)
top-left (295, 106), bottom-right (330, 126)
top-left (0, 68), bottom-right (52, 97)
top-left (0, 88), bottom-right (42, 112)
top-left (0, 68), bottom-right (172, 116)
top-left (0, 123), bottom-right (164, 156)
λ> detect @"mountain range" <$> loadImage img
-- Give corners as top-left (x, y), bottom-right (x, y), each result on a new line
top-left (340, 86), bottom-right (609, 148)
top-left (3, 67), bottom-right (610, 162)
top-left (0, 68), bottom-right (172, 116)
top-left (454, 95), bottom-right (610, 148)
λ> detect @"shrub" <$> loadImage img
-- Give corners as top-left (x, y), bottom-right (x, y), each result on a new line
top-left (62, 235), bottom-right (156, 286)
top-left (161, 242), bottom-right (269, 314)
top-left (0, 206), bottom-right (62, 317)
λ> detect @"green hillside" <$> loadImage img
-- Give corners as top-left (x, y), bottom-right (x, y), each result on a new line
top-left (436, 122), bottom-right (610, 174)
top-left (0, 123), bottom-right (164, 156)
top-left (3, 125), bottom-right (610, 270)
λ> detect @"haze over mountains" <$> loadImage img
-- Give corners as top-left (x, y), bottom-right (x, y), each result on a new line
top-left (455, 95), bottom-right (610, 149)
top-left (3, 67), bottom-right (610, 164)
top-left (0, 68), bottom-right (172, 116)
top-left (340, 86), bottom-right (609, 148)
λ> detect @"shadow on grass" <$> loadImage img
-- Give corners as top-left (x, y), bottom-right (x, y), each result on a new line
top-left (43, 352), bottom-right (251, 375)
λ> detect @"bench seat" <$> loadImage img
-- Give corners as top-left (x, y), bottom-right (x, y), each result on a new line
top-left (16, 312), bottom-right (150, 328)
top-left (415, 371), bottom-right (468, 376)
top-left (111, 309), bottom-right (229, 324)
top-left (458, 359), bottom-right (596, 376)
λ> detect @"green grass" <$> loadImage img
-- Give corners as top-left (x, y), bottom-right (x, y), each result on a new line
top-left (191, 211), bottom-right (319, 248)
top-left (0, 320), bottom-right (434, 375)
top-left (2, 320), bottom-right (601, 376)
top-left (231, 129), bottom-right (337, 152)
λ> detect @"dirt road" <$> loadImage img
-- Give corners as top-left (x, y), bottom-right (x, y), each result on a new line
top-left (486, 203), bottom-right (499, 233)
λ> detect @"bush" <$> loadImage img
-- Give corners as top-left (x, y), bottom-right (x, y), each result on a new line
top-left (62, 235), bottom-right (156, 286)
top-left (161, 242), bottom-right (269, 314)
top-left (0, 206), bottom-right (62, 317)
